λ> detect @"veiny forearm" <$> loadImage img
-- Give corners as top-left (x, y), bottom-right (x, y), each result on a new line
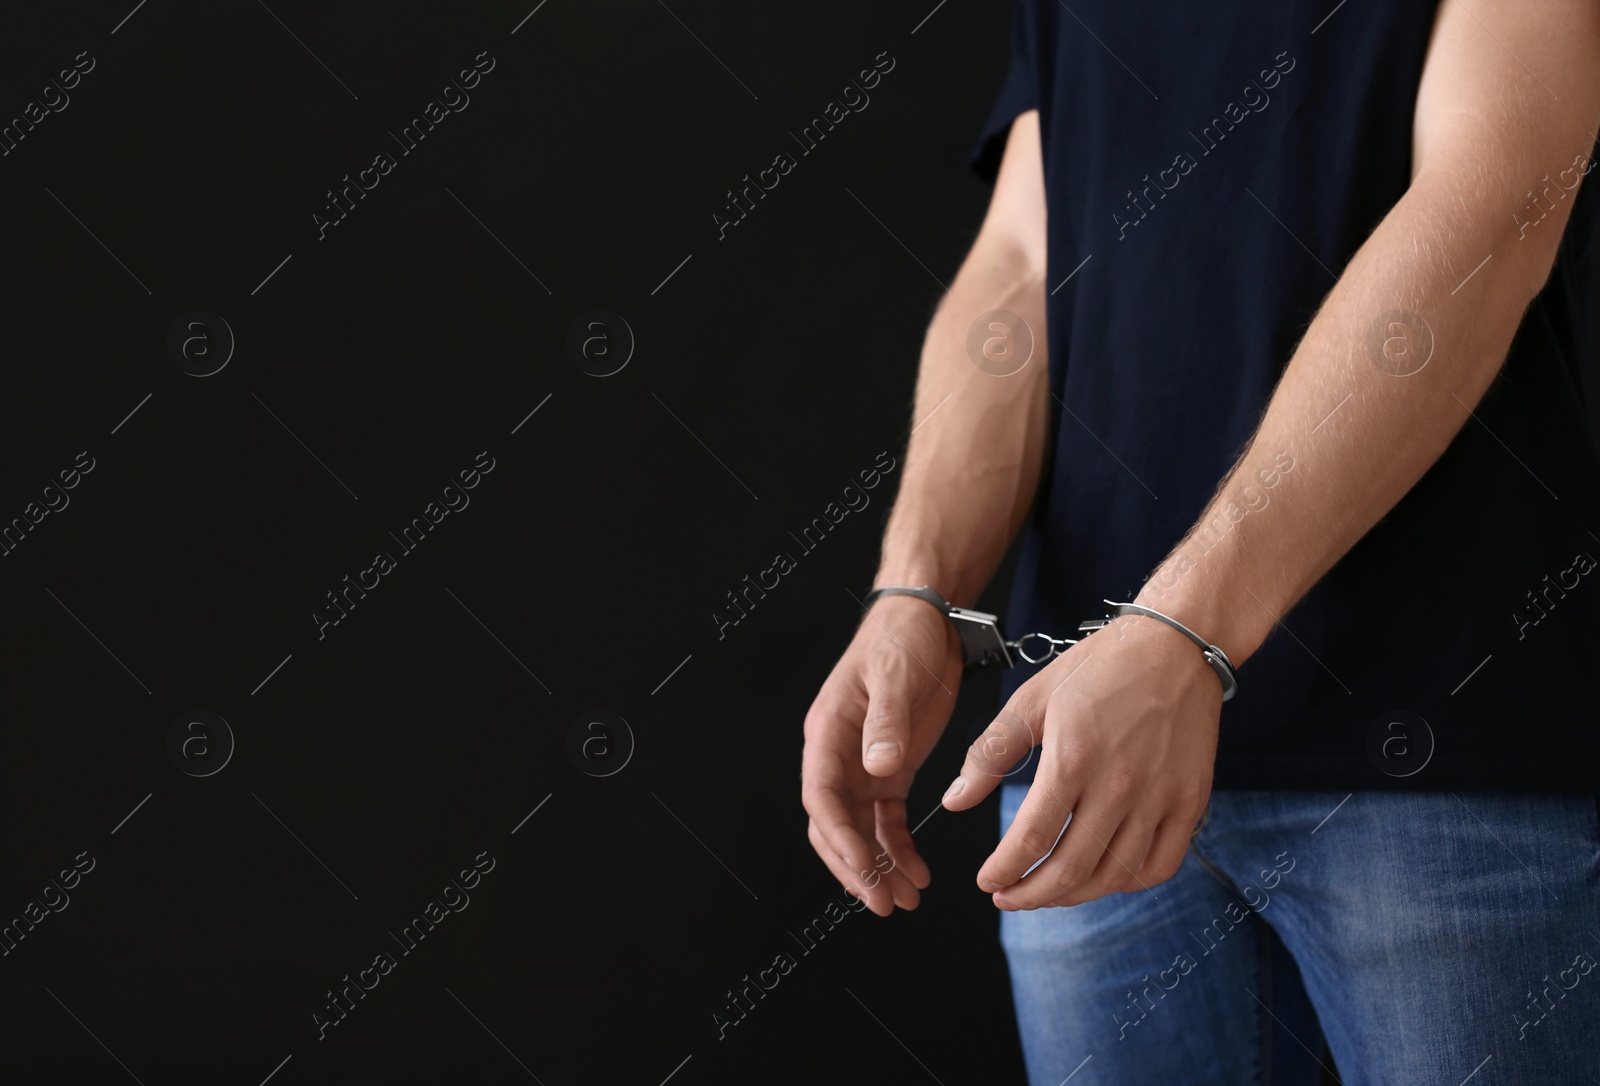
top-left (1141, 0), bottom-right (1600, 663)
top-left (876, 237), bottom-right (1050, 607)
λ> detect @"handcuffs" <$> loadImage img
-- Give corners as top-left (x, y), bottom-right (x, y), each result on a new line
top-left (862, 584), bottom-right (1238, 701)
top-left (863, 585), bottom-right (1232, 837)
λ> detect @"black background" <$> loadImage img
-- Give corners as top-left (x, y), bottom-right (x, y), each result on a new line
top-left (0, 0), bottom-right (1029, 1082)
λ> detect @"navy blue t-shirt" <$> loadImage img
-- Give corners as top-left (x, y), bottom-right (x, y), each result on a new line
top-left (971, 0), bottom-right (1600, 792)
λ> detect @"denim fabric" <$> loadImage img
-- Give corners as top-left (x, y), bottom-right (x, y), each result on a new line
top-left (999, 783), bottom-right (1600, 1084)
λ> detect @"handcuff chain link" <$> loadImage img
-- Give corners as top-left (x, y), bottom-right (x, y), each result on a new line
top-left (1005, 632), bottom-right (1079, 665)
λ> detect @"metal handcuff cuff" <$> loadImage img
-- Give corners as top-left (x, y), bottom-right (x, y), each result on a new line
top-left (862, 585), bottom-right (1237, 835)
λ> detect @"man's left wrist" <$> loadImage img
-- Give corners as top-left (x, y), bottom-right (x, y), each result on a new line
top-left (1132, 558), bottom-right (1262, 669)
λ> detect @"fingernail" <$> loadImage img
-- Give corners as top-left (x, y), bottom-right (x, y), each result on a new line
top-left (979, 879), bottom-right (1002, 893)
top-left (866, 740), bottom-right (900, 762)
top-left (944, 776), bottom-right (966, 799)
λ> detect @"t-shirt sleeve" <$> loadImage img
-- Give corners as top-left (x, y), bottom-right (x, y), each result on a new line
top-left (968, 0), bottom-right (1039, 184)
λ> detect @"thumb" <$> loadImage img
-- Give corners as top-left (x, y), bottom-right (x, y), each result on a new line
top-left (942, 701), bottom-right (1043, 811)
top-left (860, 671), bottom-right (914, 778)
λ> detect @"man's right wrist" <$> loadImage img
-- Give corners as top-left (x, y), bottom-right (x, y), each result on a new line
top-left (871, 564), bottom-right (965, 608)
top-left (858, 583), bottom-right (965, 658)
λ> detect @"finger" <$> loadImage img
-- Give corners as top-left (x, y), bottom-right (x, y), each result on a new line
top-left (875, 798), bottom-right (931, 890)
top-left (852, 834), bottom-right (922, 912)
top-left (1077, 814), bottom-right (1160, 902)
top-left (1134, 815), bottom-right (1195, 887)
top-left (974, 756), bottom-right (1078, 893)
top-left (802, 777), bottom-right (895, 916)
top-left (807, 819), bottom-right (889, 906)
top-left (860, 666), bottom-right (914, 778)
top-left (808, 819), bottom-right (864, 897)
top-left (881, 861), bottom-right (923, 911)
top-left (810, 819), bottom-right (921, 912)
top-left (801, 693), bottom-right (899, 916)
top-left (849, 818), bottom-right (923, 912)
top-left (847, 832), bottom-right (918, 910)
top-left (943, 704), bottom-right (1043, 812)
top-left (994, 790), bottom-right (1118, 910)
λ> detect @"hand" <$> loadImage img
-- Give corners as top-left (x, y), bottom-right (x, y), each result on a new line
top-left (941, 613), bottom-right (1221, 910)
top-left (800, 595), bottom-right (964, 916)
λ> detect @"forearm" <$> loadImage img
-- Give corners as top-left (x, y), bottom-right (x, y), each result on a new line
top-left (875, 236), bottom-right (1050, 606)
top-left (1141, 97), bottom-right (1599, 664)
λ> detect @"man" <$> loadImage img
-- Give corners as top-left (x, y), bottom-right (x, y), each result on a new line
top-left (800, 0), bottom-right (1600, 1081)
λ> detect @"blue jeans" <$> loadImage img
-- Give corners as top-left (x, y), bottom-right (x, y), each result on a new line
top-left (999, 783), bottom-right (1600, 1085)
